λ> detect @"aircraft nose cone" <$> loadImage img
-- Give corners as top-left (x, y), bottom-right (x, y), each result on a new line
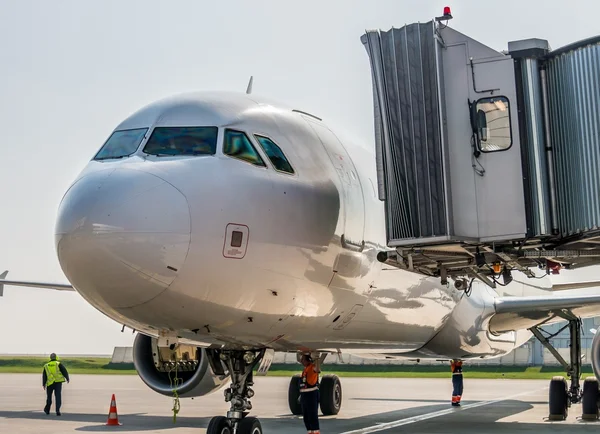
top-left (55, 168), bottom-right (191, 309)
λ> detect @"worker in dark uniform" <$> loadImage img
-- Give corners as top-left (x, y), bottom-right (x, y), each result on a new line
top-left (299, 354), bottom-right (320, 434)
top-left (451, 359), bottom-right (463, 406)
top-left (42, 353), bottom-right (70, 416)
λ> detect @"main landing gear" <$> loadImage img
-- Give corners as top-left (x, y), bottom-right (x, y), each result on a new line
top-left (530, 317), bottom-right (599, 421)
top-left (205, 349), bottom-right (266, 434)
top-left (287, 353), bottom-right (343, 417)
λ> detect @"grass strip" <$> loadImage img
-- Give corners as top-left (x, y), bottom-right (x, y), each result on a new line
top-left (0, 357), bottom-right (593, 379)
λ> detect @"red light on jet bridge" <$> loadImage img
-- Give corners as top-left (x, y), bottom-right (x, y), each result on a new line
top-left (444, 6), bottom-right (452, 16)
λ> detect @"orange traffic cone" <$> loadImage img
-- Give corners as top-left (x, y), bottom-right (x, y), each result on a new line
top-left (106, 394), bottom-right (121, 426)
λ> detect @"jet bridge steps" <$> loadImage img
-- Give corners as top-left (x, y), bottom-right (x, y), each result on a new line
top-left (361, 20), bottom-right (600, 288)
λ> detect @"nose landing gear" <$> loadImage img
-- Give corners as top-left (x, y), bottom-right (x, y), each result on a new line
top-left (205, 349), bottom-right (266, 434)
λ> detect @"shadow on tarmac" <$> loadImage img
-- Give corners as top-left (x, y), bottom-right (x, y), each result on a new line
top-left (1, 399), bottom-right (600, 433)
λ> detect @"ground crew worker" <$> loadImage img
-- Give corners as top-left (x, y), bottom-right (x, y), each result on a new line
top-left (451, 359), bottom-right (463, 406)
top-left (299, 354), bottom-right (320, 434)
top-left (42, 353), bottom-right (70, 416)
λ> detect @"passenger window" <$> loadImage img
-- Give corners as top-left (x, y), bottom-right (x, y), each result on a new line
top-left (254, 135), bottom-right (295, 174)
top-left (471, 96), bottom-right (512, 153)
top-left (223, 130), bottom-right (266, 167)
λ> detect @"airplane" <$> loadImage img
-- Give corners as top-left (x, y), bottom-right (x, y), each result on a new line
top-left (3, 89), bottom-right (600, 433)
top-left (3, 13), bottom-right (600, 432)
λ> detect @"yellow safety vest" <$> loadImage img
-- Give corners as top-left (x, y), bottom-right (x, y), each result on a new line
top-left (44, 361), bottom-right (66, 387)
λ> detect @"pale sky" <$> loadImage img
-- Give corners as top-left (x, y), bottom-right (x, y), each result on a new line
top-left (1, 0), bottom-right (599, 355)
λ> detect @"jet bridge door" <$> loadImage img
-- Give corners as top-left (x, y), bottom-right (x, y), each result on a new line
top-left (442, 44), bottom-right (527, 241)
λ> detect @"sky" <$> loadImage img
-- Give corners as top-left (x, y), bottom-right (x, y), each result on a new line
top-left (1, 0), bottom-right (599, 356)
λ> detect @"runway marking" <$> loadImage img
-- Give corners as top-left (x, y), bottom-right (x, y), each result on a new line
top-left (340, 388), bottom-right (545, 434)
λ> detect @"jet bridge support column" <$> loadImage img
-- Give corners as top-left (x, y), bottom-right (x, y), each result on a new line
top-left (530, 318), bottom-right (584, 420)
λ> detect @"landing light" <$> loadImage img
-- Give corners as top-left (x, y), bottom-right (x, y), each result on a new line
top-left (243, 351), bottom-right (255, 364)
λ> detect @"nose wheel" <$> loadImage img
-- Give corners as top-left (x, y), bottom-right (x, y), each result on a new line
top-left (206, 416), bottom-right (262, 434)
top-left (205, 349), bottom-right (265, 434)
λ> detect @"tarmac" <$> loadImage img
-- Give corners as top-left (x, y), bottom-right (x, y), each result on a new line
top-left (1, 374), bottom-right (600, 433)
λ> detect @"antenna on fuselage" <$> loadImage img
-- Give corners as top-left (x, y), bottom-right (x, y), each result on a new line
top-left (246, 76), bottom-right (254, 94)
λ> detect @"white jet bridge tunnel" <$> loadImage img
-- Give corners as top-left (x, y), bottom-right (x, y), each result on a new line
top-left (361, 19), bottom-right (600, 289)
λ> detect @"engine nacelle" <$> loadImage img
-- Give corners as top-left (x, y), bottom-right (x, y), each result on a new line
top-left (133, 333), bottom-right (229, 398)
top-left (591, 329), bottom-right (600, 382)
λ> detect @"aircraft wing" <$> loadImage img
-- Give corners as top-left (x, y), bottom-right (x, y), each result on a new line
top-left (0, 271), bottom-right (74, 296)
top-left (490, 291), bottom-right (600, 334)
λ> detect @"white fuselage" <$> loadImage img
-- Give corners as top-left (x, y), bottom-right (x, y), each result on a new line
top-left (55, 91), bottom-right (534, 360)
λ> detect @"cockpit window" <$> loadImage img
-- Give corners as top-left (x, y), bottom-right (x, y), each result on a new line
top-left (223, 129), bottom-right (266, 167)
top-left (93, 128), bottom-right (148, 160)
top-left (143, 127), bottom-right (218, 156)
top-left (254, 135), bottom-right (295, 174)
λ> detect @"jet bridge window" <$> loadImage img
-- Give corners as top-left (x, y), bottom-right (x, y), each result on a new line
top-left (93, 128), bottom-right (148, 160)
top-left (254, 135), bottom-right (295, 174)
top-left (471, 96), bottom-right (513, 153)
top-left (223, 129), bottom-right (266, 167)
top-left (143, 127), bottom-right (218, 156)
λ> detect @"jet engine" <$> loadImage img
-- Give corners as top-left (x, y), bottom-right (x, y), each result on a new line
top-left (132, 333), bottom-right (229, 398)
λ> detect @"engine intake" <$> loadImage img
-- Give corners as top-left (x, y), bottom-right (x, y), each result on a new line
top-left (133, 333), bottom-right (229, 398)
top-left (591, 329), bottom-right (600, 382)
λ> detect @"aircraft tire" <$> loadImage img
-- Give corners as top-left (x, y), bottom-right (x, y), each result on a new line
top-left (288, 374), bottom-right (303, 415)
top-left (320, 374), bottom-right (342, 415)
top-left (582, 377), bottom-right (600, 420)
top-left (548, 376), bottom-right (568, 421)
top-left (206, 416), bottom-right (232, 434)
top-left (237, 416), bottom-right (263, 434)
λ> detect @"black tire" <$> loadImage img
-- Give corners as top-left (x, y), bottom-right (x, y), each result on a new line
top-left (237, 416), bottom-right (262, 434)
top-left (582, 377), bottom-right (600, 420)
top-left (207, 416), bottom-right (232, 434)
top-left (288, 374), bottom-right (303, 415)
top-left (549, 376), bottom-right (568, 421)
top-left (320, 374), bottom-right (342, 416)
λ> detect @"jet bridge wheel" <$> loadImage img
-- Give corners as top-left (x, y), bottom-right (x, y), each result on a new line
top-left (288, 374), bottom-right (303, 415)
top-left (532, 318), bottom-right (583, 420)
top-left (549, 376), bottom-right (568, 421)
top-left (320, 374), bottom-right (342, 415)
top-left (582, 377), bottom-right (600, 420)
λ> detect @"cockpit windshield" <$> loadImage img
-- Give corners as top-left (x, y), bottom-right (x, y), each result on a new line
top-left (143, 127), bottom-right (218, 156)
top-left (93, 128), bottom-right (148, 161)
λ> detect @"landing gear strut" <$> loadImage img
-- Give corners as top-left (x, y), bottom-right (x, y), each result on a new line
top-left (206, 349), bottom-right (265, 434)
top-left (530, 318), bottom-right (597, 420)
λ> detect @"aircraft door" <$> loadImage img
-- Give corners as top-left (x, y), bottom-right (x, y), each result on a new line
top-left (306, 120), bottom-right (365, 249)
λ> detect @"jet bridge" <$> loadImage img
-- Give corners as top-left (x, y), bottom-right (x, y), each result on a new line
top-left (361, 19), bottom-right (600, 288)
